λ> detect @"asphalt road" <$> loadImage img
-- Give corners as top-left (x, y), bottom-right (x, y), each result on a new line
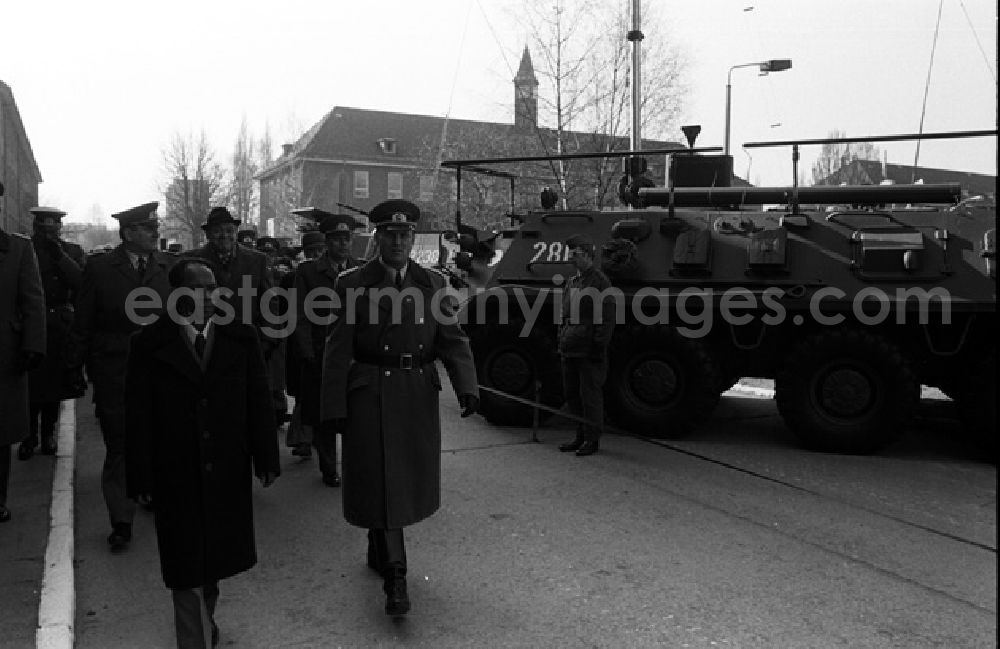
top-left (71, 382), bottom-right (996, 648)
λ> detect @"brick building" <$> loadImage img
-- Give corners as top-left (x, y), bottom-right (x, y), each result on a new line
top-left (258, 48), bottom-right (684, 238)
top-left (0, 80), bottom-right (42, 234)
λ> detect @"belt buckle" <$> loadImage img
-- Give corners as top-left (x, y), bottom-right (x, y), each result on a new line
top-left (399, 353), bottom-right (413, 370)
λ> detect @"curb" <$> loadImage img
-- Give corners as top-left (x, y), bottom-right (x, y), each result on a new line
top-left (36, 399), bottom-right (75, 649)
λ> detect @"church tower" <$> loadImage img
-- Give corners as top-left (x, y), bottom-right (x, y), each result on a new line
top-left (513, 46), bottom-right (538, 133)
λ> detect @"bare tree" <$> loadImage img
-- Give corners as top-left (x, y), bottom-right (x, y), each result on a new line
top-left (227, 117), bottom-right (259, 227)
top-left (161, 130), bottom-right (227, 248)
top-left (513, 0), bottom-right (687, 207)
top-left (811, 129), bottom-right (884, 185)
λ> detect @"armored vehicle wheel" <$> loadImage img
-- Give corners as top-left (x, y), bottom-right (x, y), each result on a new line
top-left (952, 348), bottom-right (996, 458)
top-left (775, 329), bottom-right (918, 454)
top-left (470, 322), bottom-right (563, 426)
top-left (605, 327), bottom-right (721, 438)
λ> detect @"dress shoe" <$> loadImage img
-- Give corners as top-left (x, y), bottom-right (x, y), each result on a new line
top-left (384, 577), bottom-right (410, 616)
top-left (559, 438), bottom-right (584, 452)
top-left (322, 473), bottom-right (341, 488)
top-left (107, 523), bottom-right (132, 553)
top-left (211, 620), bottom-right (219, 647)
top-left (0, 506), bottom-right (11, 523)
top-left (17, 443), bottom-right (35, 461)
top-left (575, 441), bottom-right (599, 456)
top-left (41, 439), bottom-right (58, 455)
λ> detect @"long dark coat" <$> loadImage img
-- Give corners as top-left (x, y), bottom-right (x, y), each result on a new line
top-left (321, 259), bottom-right (478, 529)
top-left (124, 318), bottom-right (280, 590)
top-left (28, 236), bottom-right (85, 403)
top-left (68, 245), bottom-right (174, 443)
top-left (293, 254), bottom-right (360, 425)
top-left (0, 230), bottom-right (46, 446)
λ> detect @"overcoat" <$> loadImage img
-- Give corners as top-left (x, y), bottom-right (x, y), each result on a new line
top-left (293, 254), bottom-right (360, 425)
top-left (321, 259), bottom-right (478, 529)
top-left (124, 317), bottom-right (279, 590)
top-left (68, 245), bottom-right (174, 437)
top-left (0, 230), bottom-right (46, 446)
top-left (28, 236), bottom-right (85, 402)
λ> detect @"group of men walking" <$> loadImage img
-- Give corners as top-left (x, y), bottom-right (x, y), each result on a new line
top-left (0, 183), bottom-right (613, 647)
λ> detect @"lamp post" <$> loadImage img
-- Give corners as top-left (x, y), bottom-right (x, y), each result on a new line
top-left (724, 59), bottom-right (792, 155)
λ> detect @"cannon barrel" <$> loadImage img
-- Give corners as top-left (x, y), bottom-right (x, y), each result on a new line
top-left (638, 183), bottom-right (962, 208)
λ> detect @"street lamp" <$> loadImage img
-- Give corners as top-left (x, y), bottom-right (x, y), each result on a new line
top-left (724, 58), bottom-right (792, 155)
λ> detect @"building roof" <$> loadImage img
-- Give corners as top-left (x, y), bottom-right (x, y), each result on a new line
top-left (515, 46), bottom-right (537, 82)
top-left (821, 158), bottom-right (996, 196)
top-left (260, 105), bottom-right (683, 180)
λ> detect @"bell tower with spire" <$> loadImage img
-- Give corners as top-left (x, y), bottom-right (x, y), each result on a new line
top-left (513, 46), bottom-right (538, 133)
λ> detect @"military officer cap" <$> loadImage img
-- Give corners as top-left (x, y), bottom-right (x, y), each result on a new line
top-left (301, 231), bottom-right (325, 248)
top-left (111, 202), bottom-right (159, 227)
top-left (318, 213), bottom-right (359, 236)
top-left (237, 229), bottom-right (257, 244)
top-left (201, 206), bottom-right (241, 230)
top-left (368, 199), bottom-right (420, 231)
top-left (30, 206), bottom-right (68, 224)
top-left (290, 206), bottom-right (333, 223)
top-left (256, 236), bottom-right (280, 252)
top-left (565, 233), bottom-right (595, 251)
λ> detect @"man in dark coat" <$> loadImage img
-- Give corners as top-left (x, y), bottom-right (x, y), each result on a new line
top-left (291, 209), bottom-right (362, 485)
top-left (69, 202), bottom-right (175, 550)
top-left (0, 181), bottom-right (47, 523)
top-left (20, 206), bottom-right (85, 460)
top-left (126, 258), bottom-right (279, 648)
top-left (183, 207), bottom-right (278, 372)
top-left (321, 199), bottom-right (479, 616)
top-left (557, 234), bottom-right (614, 457)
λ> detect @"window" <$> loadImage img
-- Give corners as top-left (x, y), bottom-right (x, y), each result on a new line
top-left (387, 172), bottom-right (403, 199)
top-left (419, 175), bottom-right (435, 201)
top-left (378, 138), bottom-right (397, 154)
top-left (353, 171), bottom-right (369, 199)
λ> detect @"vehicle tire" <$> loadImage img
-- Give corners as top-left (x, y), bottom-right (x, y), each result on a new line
top-left (605, 326), bottom-right (722, 438)
top-left (775, 329), bottom-right (918, 454)
top-left (952, 347), bottom-right (996, 458)
top-left (470, 322), bottom-right (563, 426)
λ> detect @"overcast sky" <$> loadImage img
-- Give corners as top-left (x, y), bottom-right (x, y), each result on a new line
top-left (2, 0), bottom-right (996, 226)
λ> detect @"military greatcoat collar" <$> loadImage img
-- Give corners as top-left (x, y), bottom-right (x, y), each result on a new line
top-left (357, 258), bottom-right (432, 289)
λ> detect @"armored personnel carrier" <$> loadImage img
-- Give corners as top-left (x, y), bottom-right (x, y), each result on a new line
top-left (441, 133), bottom-right (996, 455)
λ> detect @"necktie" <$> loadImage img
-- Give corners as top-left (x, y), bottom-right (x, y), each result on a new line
top-left (137, 256), bottom-right (147, 276)
top-left (395, 270), bottom-right (403, 288)
top-left (194, 332), bottom-right (207, 359)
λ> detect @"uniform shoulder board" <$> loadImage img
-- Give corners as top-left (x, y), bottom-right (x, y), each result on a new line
top-left (13, 232), bottom-right (31, 240)
top-left (426, 266), bottom-right (449, 281)
top-left (338, 265), bottom-right (361, 278)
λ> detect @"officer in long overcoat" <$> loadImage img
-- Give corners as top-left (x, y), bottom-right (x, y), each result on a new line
top-left (69, 202), bottom-right (175, 550)
top-left (321, 199), bottom-right (479, 616)
top-left (125, 258), bottom-right (279, 648)
top-left (20, 206), bottom-right (85, 459)
top-left (291, 208), bottom-right (362, 486)
top-left (0, 182), bottom-right (47, 523)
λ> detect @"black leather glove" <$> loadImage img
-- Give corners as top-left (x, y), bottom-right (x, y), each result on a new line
top-left (17, 350), bottom-right (44, 374)
top-left (458, 394), bottom-right (479, 418)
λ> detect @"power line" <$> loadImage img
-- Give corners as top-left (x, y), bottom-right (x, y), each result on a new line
top-left (957, 0), bottom-right (997, 83)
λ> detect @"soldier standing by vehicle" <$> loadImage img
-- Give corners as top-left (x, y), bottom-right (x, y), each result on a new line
top-left (557, 234), bottom-right (614, 457)
top-left (19, 207), bottom-right (85, 460)
top-left (0, 181), bottom-right (47, 523)
top-left (292, 209), bottom-right (362, 486)
top-left (321, 199), bottom-right (479, 616)
top-left (68, 202), bottom-right (175, 550)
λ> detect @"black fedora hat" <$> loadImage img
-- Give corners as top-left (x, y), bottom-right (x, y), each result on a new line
top-left (201, 206), bottom-right (241, 230)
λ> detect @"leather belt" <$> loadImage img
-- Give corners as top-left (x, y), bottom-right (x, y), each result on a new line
top-left (354, 352), bottom-right (435, 370)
